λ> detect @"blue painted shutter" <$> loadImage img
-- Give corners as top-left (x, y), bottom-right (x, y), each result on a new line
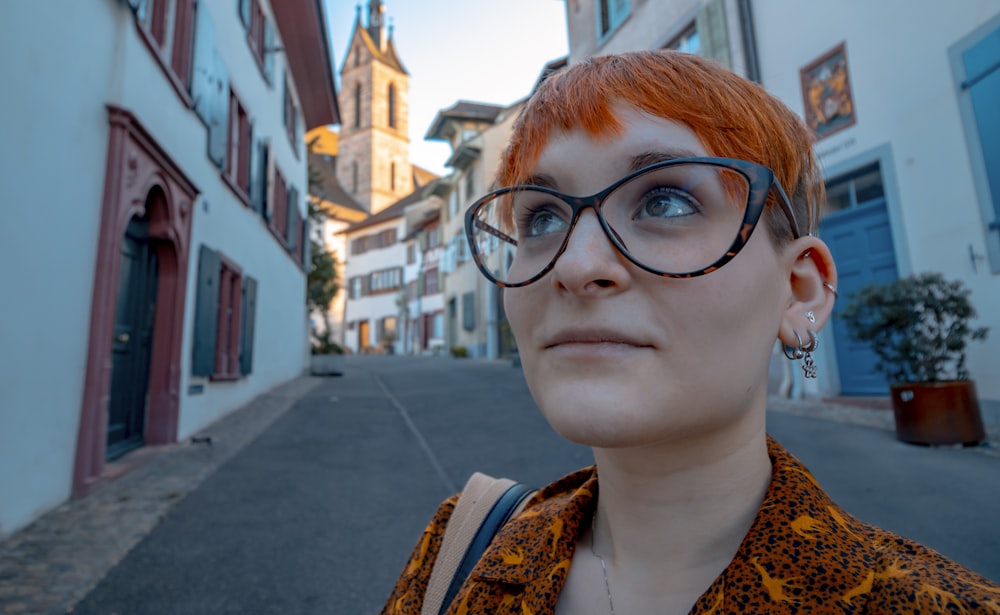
top-left (192, 245), bottom-right (220, 376)
top-left (301, 217), bottom-right (311, 269)
top-left (191, 5), bottom-right (228, 169)
top-left (286, 186), bottom-right (299, 250)
top-left (964, 27), bottom-right (1000, 227)
top-left (462, 292), bottom-right (475, 331)
top-left (264, 21), bottom-right (276, 83)
top-left (239, 276), bottom-right (257, 375)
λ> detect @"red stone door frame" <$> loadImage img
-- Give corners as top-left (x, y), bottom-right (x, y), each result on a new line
top-left (73, 105), bottom-right (198, 497)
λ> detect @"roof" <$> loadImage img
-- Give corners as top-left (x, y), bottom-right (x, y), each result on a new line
top-left (402, 209), bottom-right (440, 241)
top-left (531, 56), bottom-right (569, 94)
top-left (308, 152), bottom-right (367, 221)
top-left (271, 0), bottom-right (340, 128)
top-left (412, 164), bottom-right (440, 188)
top-left (425, 100), bottom-right (505, 141)
top-left (343, 15), bottom-right (409, 75)
top-left (342, 187), bottom-right (426, 235)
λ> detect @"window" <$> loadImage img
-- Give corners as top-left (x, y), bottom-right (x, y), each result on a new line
top-left (424, 267), bottom-right (440, 295)
top-left (823, 162), bottom-right (884, 217)
top-left (407, 243), bottom-right (416, 264)
top-left (597, 0), bottom-right (629, 39)
top-left (354, 83), bottom-right (362, 128)
top-left (953, 20), bottom-right (1000, 271)
top-left (241, 0), bottom-right (273, 80)
top-left (377, 316), bottom-right (398, 344)
top-left (407, 280), bottom-right (417, 300)
top-left (352, 161), bottom-right (359, 194)
top-left (191, 246), bottom-right (257, 379)
top-left (464, 167), bottom-right (476, 202)
top-left (226, 89), bottom-right (252, 199)
top-left (388, 83), bottom-right (397, 129)
top-left (131, 0), bottom-right (196, 99)
top-left (348, 267), bottom-right (403, 298)
top-left (667, 23), bottom-right (700, 55)
top-left (426, 226), bottom-right (440, 250)
top-left (449, 189), bottom-right (459, 218)
top-left (350, 228), bottom-right (398, 255)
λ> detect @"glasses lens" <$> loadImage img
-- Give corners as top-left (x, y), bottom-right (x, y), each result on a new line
top-left (468, 162), bottom-right (751, 284)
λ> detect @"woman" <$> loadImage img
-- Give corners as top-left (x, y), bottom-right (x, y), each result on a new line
top-left (381, 51), bottom-right (999, 614)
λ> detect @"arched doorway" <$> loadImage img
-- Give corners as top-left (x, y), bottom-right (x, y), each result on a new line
top-left (106, 202), bottom-right (161, 460)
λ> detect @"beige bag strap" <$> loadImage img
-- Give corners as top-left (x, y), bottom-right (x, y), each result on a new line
top-left (420, 473), bottom-right (515, 615)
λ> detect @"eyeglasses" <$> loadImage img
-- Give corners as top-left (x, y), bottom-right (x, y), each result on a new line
top-left (464, 157), bottom-right (802, 287)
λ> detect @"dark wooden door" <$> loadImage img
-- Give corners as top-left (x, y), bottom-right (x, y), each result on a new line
top-left (107, 216), bottom-right (159, 460)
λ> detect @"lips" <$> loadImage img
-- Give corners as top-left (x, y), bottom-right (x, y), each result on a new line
top-left (542, 327), bottom-right (653, 349)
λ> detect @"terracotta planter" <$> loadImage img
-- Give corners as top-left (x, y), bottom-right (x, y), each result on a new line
top-left (889, 380), bottom-right (985, 445)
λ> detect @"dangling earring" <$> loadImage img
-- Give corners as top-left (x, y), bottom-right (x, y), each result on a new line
top-left (806, 310), bottom-right (816, 324)
top-left (801, 330), bottom-right (819, 379)
top-left (783, 330), bottom-right (819, 378)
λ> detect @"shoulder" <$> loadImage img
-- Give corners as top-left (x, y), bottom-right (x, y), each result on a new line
top-left (860, 524), bottom-right (1000, 613)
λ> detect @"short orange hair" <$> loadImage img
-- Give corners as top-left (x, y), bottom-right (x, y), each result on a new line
top-left (498, 50), bottom-right (822, 244)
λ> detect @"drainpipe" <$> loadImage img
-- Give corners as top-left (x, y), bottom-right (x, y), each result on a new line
top-left (737, 0), bottom-right (761, 83)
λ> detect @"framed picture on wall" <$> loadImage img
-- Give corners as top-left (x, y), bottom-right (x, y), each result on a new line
top-left (800, 42), bottom-right (857, 139)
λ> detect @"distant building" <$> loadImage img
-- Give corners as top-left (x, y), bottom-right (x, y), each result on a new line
top-left (334, 1), bottom-right (442, 354)
top-left (0, 1), bottom-right (338, 536)
top-left (560, 0), bottom-right (1000, 407)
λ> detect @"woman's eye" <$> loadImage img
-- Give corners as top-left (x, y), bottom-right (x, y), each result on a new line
top-left (520, 206), bottom-right (568, 237)
top-left (636, 187), bottom-right (699, 218)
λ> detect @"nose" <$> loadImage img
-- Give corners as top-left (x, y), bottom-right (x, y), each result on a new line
top-left (548, 210), bottom-right (633, 294)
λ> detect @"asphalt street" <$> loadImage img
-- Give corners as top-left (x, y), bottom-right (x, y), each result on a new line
top-left (72, 356), bottom-right (1000, 614)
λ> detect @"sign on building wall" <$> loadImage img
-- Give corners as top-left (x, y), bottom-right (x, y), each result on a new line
top-left (799, 42), bottom-right (857, 140)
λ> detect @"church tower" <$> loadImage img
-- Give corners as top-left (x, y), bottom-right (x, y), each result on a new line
top-left (337, 1), bottom-right (413, 215)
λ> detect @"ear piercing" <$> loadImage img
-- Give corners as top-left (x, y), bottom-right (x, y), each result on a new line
top-left (806, 310), bottom-right (816, 323)
top-left (783, 330), bottom-right (819, 379)
top-left (823, 282), bottom-right (838, 297)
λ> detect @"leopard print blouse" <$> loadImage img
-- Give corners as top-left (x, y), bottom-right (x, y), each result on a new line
top-left (381, 439), bottom-right (1000, 614)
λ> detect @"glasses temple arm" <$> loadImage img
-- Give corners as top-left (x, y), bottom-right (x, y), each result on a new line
top-left (474, 218), bottom-right (519, 247)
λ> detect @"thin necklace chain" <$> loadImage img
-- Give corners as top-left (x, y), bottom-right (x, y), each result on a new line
top-left (590, 510), bottom-right (616, 615)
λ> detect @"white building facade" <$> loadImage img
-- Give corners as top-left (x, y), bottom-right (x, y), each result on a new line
top-left (559, 0), bottom-right (1000, 406)
top-left (0, 0), bottom-right (338, 536)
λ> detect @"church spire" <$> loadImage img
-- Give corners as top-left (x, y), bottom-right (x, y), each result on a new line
top-left (367, 0), bottom-right (387, 50)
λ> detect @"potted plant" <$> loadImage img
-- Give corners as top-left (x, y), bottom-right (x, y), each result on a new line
top-left (310, 333), bottom-right (345, 376)
top-left (840, 272), bottom-right (989, 445)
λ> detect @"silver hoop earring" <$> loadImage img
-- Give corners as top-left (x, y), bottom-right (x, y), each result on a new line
top-left (783, 331), bottom-right (805, 361)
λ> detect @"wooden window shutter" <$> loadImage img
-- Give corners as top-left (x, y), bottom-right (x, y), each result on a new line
top-left (239, 276), bottom-right (258, 375)
top-left (208, 51), bottom-right (230, 169)
top-left (190, 5), bottom-right (228, 169)
top-left (192, 245), bottom-right (221, 376)
top-left (696, 0), bottom-right (732, 70)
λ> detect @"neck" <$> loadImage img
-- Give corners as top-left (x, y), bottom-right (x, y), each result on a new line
top-left (590, 422), bottom-right (771, 587)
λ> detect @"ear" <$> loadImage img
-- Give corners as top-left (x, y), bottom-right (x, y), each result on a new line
top-left (777, 236), bottom-right (838, 348)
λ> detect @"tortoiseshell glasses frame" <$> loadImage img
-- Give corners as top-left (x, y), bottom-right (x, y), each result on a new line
top-left (464, 157), bottom-right (803, 288)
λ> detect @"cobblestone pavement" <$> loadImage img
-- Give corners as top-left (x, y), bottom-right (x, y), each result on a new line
top-left (0, 377), bottom-right (996, 614)
top-left (0, 377), bottom-right (322, 615)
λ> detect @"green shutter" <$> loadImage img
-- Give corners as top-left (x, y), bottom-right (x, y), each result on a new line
top-left (238, 0), bottom-right (250, 29)
top-left (239, 276), bottom-right (257, 375)
top-left (192, 245), bottom-right (220, 376)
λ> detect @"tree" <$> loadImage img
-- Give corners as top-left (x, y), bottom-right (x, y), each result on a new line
top-left (306, 136), bottom-right (342, 354)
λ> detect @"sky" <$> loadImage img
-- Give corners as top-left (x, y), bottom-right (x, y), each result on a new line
top-left (322, 1), bottom-right (569, 175)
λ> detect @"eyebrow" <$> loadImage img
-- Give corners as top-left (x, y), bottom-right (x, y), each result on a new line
top-left (627, 149), bottom-right (703, 173)
top-left (523, 148), bottom-right (704, 190)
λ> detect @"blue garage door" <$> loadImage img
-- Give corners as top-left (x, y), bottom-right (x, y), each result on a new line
top-left (820, 162), bottom-right (899, 395)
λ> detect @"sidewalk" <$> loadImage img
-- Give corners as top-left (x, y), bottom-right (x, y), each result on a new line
top-left (0, 377), bottom-right (322, 615)
top-left (0, 371), bottom-right (996, 614)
